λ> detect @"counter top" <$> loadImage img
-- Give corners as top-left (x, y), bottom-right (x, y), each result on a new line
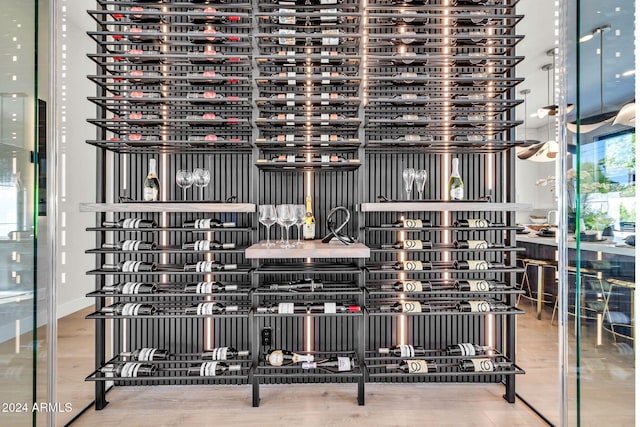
top-left (516, 234), bottom-right (636, 257)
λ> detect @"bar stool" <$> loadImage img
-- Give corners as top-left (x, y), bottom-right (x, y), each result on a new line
top-left (602, 278), bottom-right (635, 344)
top-left (517, 258), bottom-right (557, 320)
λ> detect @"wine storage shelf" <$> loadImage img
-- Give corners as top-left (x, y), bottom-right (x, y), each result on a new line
top-left (84, 0), bottom-right (527, 411)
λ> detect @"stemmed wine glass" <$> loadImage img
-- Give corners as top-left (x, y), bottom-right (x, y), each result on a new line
top-left (414, 169), bottom-right (427, 200)
top-left (402, 168), bottom-right (416, 200)
top-left (258, 205), bottom-right (277, 247)
top-left (176, 170), bottom-right (194, 201)
top-left (276, 204), bottom-right (297, 249)
top-left (293, 204), bottom-right (306, 245)
top-left (193, 168), bottom-right (210, 201)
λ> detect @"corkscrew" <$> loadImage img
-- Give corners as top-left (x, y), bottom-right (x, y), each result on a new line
top-left (321, 206), bottom-right (356, 245)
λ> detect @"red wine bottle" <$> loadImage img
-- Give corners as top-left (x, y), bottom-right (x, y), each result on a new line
top-left (379, 301), bottom-right (430, 313)
top-left (445, 343), bottom-right (495, 357)
top-left (378, 344), bottom-right (427, 357)
top-left (101, 303), bottom-right (157, 316)
top-left (202, 347), bottom-right (250, 360)
top-left (188, 362), bottom-right (241, 376)
top-left (101, 240), bottom-right (157, 251)
top-left (454, 280), bottom-right (508, 292)
top-left (456, 301), bottom-right (510, 313)
top-left (183, 282), bottom-right (238, 293)
top-left (120, 348), bottom-right (170, 361)
top-left (185, 302), bottom-right (239, 315)
top-left (380, 280), bottom-right (431, 292)
top-left (103, 218), bottom-right (157, 228)
top-left (101, 363), bottom-right (157, 378)
top-left (386, 359), bottom-right (437, 373)
top-left (102, 282), bottom-right (158, 294)
top-left (459, 359), bottom-right (513, 373)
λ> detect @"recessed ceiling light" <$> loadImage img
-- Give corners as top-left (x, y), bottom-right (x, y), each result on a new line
top-left (622, 69), bottom-right (635, 76)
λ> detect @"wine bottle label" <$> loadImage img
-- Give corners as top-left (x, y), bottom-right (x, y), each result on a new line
top-left (121, 362), bottom-right (142, 378)
top-left (403, 219), bottom-right (423, 228)
top-left (467, 301), bottom-right (491, 313)
top-left (293, 353), bottom-right (314, 363)
top-left (211, 347), bottom-right (229, 360)
top-left (121, 303), bottom-right (143, 316)
top-left (399, 344), bottom-right (415, 357)
top-left (457, 343), bottom-right (477, 356)
top-left (201, 362), bottom-right (219, 376)
top-left (143, 186), bottom-right (158, 202)
top-left (467, 240), bottom-right (488, 249)
top-left (122, 260), bottom-right (143, 272)
top-left (466, 219), bottom-right (489, 228)
top-left (402, 240), bottom-right (423, 250)
top-left (121, 240), bottom-right (142, 251)
top-left (278, 302), bottom-right (295, 314)
top-left (450, 185), bottom-right (463, 200)
top-left (303, 223), bottom-right (315, 239)
top-left (196, 282), bottom-right (214, 294)
top-left (197, 303), bottom-right (219, 316)
top-left (122, 218), bottom-right (143, 228)
top-left (137, 348), bottom-right (157, 362)
top-left (467, 280), bottom-right (491, 292)
top-left (401, 281), bottom-right (423, 292)
top-left (406, 360), bottom-right (430, 374)
top-left (401, 301), bottom-right (422, 313)
top-left (467, 260), bottom-right (490, 270)
top-left (322, 36), bottom-right (339, 46)
top-left (278, 9), bottom-right (295, 24)
top-left (194, 240), bottom-right (211, 251)
top-left (121, 282), bottom-right (144, 294)
top-left (195, 261), bottom-right (211, 272)
top-left (268, 351), bottom-right (284, 366)
top-left (471, 358), bottom-right (494, 372)
top-left (324, 302), bottom-right (337, 314)
top-left (301, 362), bottom-right (317, 369)
top-left (403, 261), bottom-right (423, 271)
top-left (226, 305), bottom-right (239, 312)
top-left (337, 357), bottom-right (351, 372)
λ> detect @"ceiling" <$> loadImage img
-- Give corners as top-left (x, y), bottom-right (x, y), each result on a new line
top-left (515, 0), bottom-right (635, 132)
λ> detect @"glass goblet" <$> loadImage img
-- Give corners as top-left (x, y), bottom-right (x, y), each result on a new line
top-left (193, 168), bottom-right (210, 201)
top-left (176, 170), bottom-right (194, 201)
top-left (402, 168), bottom-right (416, 200)
top-left (414, 169), bottom-right (427, 200)
top-left (258, 205), bottom-right (277, 247)
top-left (293, 204), bottom-right (306, 245)
top-left (276, 204), bottom-right (297, 249)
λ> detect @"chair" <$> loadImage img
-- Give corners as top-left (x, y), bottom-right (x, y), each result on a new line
top-left (517, 258), bottom-right (557, 320)
top-left (602, 278), bottom-right (635, 344)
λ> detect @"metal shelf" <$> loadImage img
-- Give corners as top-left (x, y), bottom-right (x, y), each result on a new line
top-left (247, 240), bottom-right (370, 259)
top-left (80, 203), bottom-right (256, 213)
top-left (359, 202), bottom-right (533, 212)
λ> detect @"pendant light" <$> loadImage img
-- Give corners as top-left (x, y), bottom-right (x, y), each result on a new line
top-left (536, 49), bottom-right (575, 118)
top-left (516, 89), bottom-right (544, 160)
top-left (613, 101), bottom-right (636, 126)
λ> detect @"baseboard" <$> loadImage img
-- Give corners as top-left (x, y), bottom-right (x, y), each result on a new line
top-left (57, 297), bottom-right (93, 319)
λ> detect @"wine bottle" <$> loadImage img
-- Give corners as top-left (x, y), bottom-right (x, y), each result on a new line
top-left (257, 303), bottom-right (360, 314)
top-left (188, 362), bottom-right (241, 377)
top-left (453, 219), bottom-right (505, 228)
top-left (183, 282), bottom-right (238, 293)
top-left (101, 303), bottom-right (157, 316)
top-left (453, 260), bottom-right (505, 270)
top-left (185, 302), bottom-right (239, 315)
top-left (379, 344), bottom-right (427, 357)
top-left (129, 7), bottom-right (163, 24)
top-left (387, 360), bottom-right (437, 374)
top-left (379, 261), bottom-right (431, 271)
top-left (101, 363), bottom-right (157, 378)
top-left (142, 159), bottom-right (160, 202)
top-left (183, 261), bottom-right (238, 272)
top-left (459, 359), bottom-right (513, 373)
top-left (272, 0), bottom-right (343, 7)
top-left (303, 195), bottom-right (316, 240)
top-left (102, 240), bottom-right (157, 251)
top-left (381, 240), bottom-right (432, 250)
top-left (182, 218), bottom-right (236, 229)
top-left (102, 261), bottom-right (157, 272)
top-left (181, 240), bottom-right (236, 250)
top-left (302, 357), bottom-right (356, 372)
top-left (445, 343), bottom-right (495, 357)
top-left (202, 347), bottom-right (250, 360)
top-left (456, 301), bottom-right (511, 313)
top-left (121, 348), bottom-right (170, 361)
top-left (189, 8), bottom-right (241, 24)
top-left (381, 219), bottom-right (431, 229)
top-left (102, 218), bottom-right (157, 228)
top-left (268, 278), bottom-right (323, 291)
top-left (379, 301), bottom-right (430, 313)
top-left (448, 158), bottom-right (464, 201)
top-left (266, 349), bottom-right (314, 366)
top-left (453, 240), bottom-right (504, 249)
top-left (102, 282), bottom-right (158, 294)
top-left (454, 280), bottom-right (508, 292)
top-left (380, 280), bottom-right (431, 292)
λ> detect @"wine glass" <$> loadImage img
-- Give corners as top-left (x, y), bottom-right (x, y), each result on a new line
top-left (193, 168), bottom-right (210, 201)
top-left (176, 170), bottom-right (194, 201)
top-left (276, 204), bottom-right (297, 249)
top-left (402, 168), bottom-right (416, 200)
top-left (258, 205), bottom-right (277, 247)
top-left (293, 204), bottom-right (306, 245)
top-left (414, 169), bottom-right (427, 200)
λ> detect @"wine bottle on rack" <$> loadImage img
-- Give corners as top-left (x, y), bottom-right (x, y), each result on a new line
top-left (268, 278), bottom-right (323, 291)
top-left (143, 158), bottom-right (160, 202)
top-left (379, 301), bottom-right (431, 313)
top-left (445, 343), bottom-right (495, 357)
top-left (381, 240), bottom-right (432, 250)
top-left (302, 357), bottom-right (356, 372)
top-left (102, 218), bottom-right (157, 228)
top-left (379, 344), bottom-right (427, 357)
top-left (102, 261), bottom-right (157, 272)
top-left (272, 0), bottom-right (343, 6)
top-left (101, 303), bottom-right (157, 316)
top-left (380, 280), bottom-right (431, 292)
top-left (303, 195), bottom-right (316, 240)
top-left (182, 218), bottom-right (237, 229)
top-left (188, 362), bottom-right (241, 377)
top-left (454, 280), bottom-right (509, 292)
top-left (102, 240), bottom-right (157, 251)
top-left (379, 260), bottom-right (431, 271)
top-left (453, 260), bottom-right (505, 270)
top-left (381, 219), bottom-right (431, 229)
top-left (456, 301), bottom-right (511, 313)
top-left (101, 363), bottom-right (157, 378)
top-left (181, 240), bottom-right (236, 250)
top-left (266, 349), bottom-right (314, 366)
top-left (448, 158), bottom-right (464, 201)
top-left (183, 261), bottom-right (238, 272)
top-left (120, 348), bottom-right (170, 361)
top-left (453, 219), bottom-right (505, 228)
top-left (453, 240), bottom-right (504, 249)
top-left (459, 359), bottom-right (513, 373)
top-left (183, 282), bottom-right (238, 293)
top-left (202, 347), bottom-right (250, 360)
top-left (386, 360), bottom-right (437, 374)
top-left (257, 303), bottom-right (360, 314)
top-left (102, 282), bottom-right (158, 294)
top-left (185, 302), bottom-right (239, 315)
top-left (129, 7), bottom-right (163, 24)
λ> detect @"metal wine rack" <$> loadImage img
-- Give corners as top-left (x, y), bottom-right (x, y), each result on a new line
top-left (83, 0), bottom-right (531, 410)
